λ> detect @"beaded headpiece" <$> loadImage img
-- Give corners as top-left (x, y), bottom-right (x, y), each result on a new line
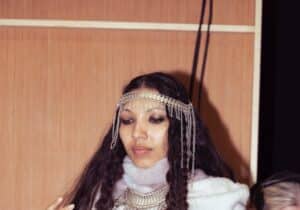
top-left (111, 91), bottom-right (197, 175)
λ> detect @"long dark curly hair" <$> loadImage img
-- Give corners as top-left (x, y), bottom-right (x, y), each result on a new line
top-left (65, 72), bottom-right (233, 210)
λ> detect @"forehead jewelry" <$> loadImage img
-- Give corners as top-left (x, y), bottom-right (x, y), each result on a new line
top-left (111, 91), bottom-right (197, 176)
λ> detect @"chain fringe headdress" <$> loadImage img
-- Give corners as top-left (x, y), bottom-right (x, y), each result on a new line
top-left (111, 91), bottom-right (197, 176)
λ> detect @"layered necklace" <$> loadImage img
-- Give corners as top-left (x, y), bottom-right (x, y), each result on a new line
top-left (112, 157), bottom-right (169, 210)
top-left (113, 184), bottom-right (168, 210)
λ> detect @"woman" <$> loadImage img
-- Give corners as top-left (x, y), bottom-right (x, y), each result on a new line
top-left (251, 171), bottom-right (300, 210)
top-left (48, 72), bottom-right (249, 210)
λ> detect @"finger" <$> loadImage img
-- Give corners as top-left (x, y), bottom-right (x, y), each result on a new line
top-left (47, 197), bottom-right (63, 210)
top-left (62, 204), bottom-right (75, 210)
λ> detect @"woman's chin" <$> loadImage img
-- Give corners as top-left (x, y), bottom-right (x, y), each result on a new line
top-left (131, 158), bottom-right (157, 169)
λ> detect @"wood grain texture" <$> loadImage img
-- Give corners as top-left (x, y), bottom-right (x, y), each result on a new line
top-left (0, 0), bottom-right (255, 25)
top-left (0, 27), bottom-right (253, 209)
top-left (199, 33), bottom-right (253, 183)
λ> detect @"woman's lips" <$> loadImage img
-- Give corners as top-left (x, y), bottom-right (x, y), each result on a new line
top-left (132, 146), bottom-right (152, 156)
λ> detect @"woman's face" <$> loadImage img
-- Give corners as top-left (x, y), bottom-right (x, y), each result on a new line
top-left (119, 88), bottom-right (169, 168)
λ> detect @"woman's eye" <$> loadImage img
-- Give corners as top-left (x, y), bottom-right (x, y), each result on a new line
top-left (149, 116), bottom-right (166, 124)
top-left (120, 118), bottom-right (134, 125)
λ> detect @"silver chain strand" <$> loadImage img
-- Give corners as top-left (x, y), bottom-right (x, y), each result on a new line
top-left (111, 105), bottom-right (122, 149)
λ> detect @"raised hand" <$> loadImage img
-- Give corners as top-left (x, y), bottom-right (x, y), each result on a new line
top-left (46, 197), bottom-right (75, 210)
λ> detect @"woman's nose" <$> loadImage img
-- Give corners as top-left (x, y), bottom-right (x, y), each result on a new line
top-left (132, 121), bottom-right (147, 140)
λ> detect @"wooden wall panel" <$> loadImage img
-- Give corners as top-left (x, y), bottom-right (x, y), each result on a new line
top-left (0, 0), bottom-right (255, 25)
top-left (200, 33), bottom-right (253, 183)
top-left (0, 27), bottom-right (254, 209)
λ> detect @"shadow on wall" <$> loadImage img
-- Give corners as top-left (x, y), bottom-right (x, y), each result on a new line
top-left (171, 70), bottom-right (251, 185)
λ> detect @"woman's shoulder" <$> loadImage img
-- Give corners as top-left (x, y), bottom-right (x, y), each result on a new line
top-left (187, 173), bottom-right (249, 210)
top-left (188, 176), bottom-right (249, 196)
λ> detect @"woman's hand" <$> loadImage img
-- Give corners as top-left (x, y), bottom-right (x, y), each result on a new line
top-left (46, 197), bottom-right (75, 210)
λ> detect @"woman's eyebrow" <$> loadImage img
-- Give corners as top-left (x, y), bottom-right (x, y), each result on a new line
top-left (121, 108), bottom-right (132, 113)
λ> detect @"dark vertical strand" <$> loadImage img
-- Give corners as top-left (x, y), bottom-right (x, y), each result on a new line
top-left (197, 0), bottom-right (213, 109)
top-left (188, 0), bottom-right (207, 100)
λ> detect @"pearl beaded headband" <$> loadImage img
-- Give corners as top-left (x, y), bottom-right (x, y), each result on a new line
top-left (111, 91), bottom-right (197, 175)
